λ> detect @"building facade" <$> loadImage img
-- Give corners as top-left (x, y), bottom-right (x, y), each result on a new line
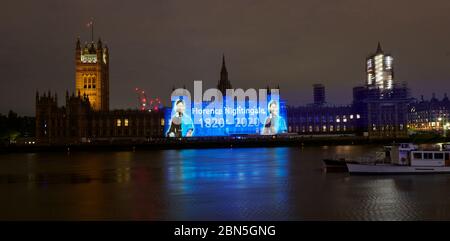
top-left (287, 105), bottom-right (359, 134)
top-left (353, 84), bottom-right (410, 138)
top-left (36, 38), bottom-right (165, 144)
top-left (287, 43), bottom-right (409, 138)
top-left (408, 94), bottom-right (450, 133)
top-left (349, 43), bottom-right (410, 138)
top-left (287, 83), bottom-right (360, 134)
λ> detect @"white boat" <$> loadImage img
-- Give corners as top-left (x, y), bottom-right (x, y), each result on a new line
top-left (347, 143), bottom-right (450, 174)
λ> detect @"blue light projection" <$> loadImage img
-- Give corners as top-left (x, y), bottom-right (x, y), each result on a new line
top-left (164, 94), bottom-right (287, 137)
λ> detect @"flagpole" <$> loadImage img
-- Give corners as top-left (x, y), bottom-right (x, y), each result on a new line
top-left (91, 18), bottom-right (94, 42)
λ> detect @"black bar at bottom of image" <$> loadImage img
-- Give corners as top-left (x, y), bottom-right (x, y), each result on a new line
top-left (0, 221), bottom-right (441, 240)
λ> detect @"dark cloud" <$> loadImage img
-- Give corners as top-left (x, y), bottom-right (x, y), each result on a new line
top-left (1, 0), bottom-right (450, 115)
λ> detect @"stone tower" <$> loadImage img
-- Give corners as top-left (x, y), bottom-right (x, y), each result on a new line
top-left (75, 37), bottom-right (109, 111)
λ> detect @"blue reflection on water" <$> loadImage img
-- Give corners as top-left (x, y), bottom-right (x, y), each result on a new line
top-left (2, 146), bottom-right (448, 220)
top-left (163, 147), bottom-right (290, 220)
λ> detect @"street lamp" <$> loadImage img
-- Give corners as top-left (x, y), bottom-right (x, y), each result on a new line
top-left (445, 122), bottom-right (450, 138)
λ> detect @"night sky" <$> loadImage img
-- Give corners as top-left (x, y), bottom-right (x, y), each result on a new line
top-left (2, 0), bottom-right (450, 116)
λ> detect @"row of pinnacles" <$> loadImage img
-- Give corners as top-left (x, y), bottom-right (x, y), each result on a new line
top-left (35, 90), bottom-right (92, 144)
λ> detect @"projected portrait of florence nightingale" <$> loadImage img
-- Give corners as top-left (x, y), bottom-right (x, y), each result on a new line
top-left (261, 100), bottom-right (287, 135)
top-left (166, 99), bottom-right (194, 137)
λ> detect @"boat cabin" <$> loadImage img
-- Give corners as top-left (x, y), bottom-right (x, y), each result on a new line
top-left (389, 143), bottom-right (450, 167)
top-left (410, 151), bottom-right (450, 167)
top-left (389, 143), bottom-right (417, 165)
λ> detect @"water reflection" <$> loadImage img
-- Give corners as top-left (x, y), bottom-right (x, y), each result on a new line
top-left (1, 146), bottom-right (450, 220)
top-left (161, 148), bottom-right (290, 220)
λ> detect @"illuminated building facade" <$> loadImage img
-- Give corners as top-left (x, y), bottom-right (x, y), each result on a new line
top-left (287, 85), bottom-right (360, 134)
top-left (36, 92), bottom-right (165, 145)
top-left (353, 43), bottom-right (409, 138)
top-left (35, 36), bottom-right (414, 142)
top-left (353, 84), bottom-right (410, 138)
top-left (286, 43), bottom-right (407, 138)
top-left (166, 57), bottom-right (287, 137)
top-left (287, 105), bottom-right (358, 134)
top-left (287, 43), bottom-right (406, 138)
top-left (408, 94), bottom-right (450, 133)
top-left (366, 42), bottom-right (394, 91)
top-left (36, 38), bottom-right (165, 144)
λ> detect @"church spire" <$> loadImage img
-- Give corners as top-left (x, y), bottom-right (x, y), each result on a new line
top-left (220, 54), bottom-right (228, 81)
top-left (218, 54), bottom-right (232, 95)
top-left (97, 38), bottom-right (102, 49)
top-left (76, 37), bottom-right (81, 50)
top-left (376, 41), bottom-right (383, 54)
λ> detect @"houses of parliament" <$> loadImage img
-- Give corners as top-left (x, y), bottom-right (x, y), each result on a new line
top-left (35, 38), bottom-right (165, 144)
top-left (35, 37), bottom-right (412, 144)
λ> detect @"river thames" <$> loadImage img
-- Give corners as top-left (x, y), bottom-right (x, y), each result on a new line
top-left (0, 145), bottom-right (450, 220)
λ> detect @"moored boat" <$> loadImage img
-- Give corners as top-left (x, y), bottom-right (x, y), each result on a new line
top-left (347, 143), bottom-right (450, 174)
top-left (347, 163), bottom-right (450, 174)
top-left (322, 158), bottom-right (349, 172)
top-left (323, 146), bottom-right (391, 172)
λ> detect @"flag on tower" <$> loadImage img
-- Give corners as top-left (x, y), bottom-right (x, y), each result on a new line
top-left (86, 18), bottom-right (94, 42)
